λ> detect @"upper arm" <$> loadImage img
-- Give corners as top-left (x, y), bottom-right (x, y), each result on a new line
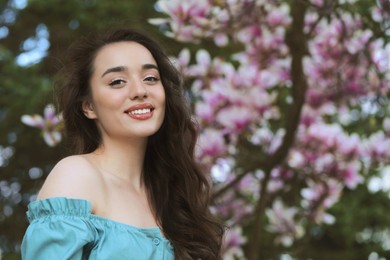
top-left (21, 197), bottom-right (97, 260)
top-left (22, 217), bottom-right (96, 260)
top-left (37, 156), bottom-right (103, 208)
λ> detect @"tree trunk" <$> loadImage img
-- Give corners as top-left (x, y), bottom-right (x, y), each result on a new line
top-left (246, 0), bottom-right (309, 259)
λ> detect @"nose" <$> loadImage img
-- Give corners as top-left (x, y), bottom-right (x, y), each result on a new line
top-left (129, 79), bottom-right (148, 100)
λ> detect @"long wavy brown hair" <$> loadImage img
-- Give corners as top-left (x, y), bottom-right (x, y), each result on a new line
top-left (56, 28), bottom-right (224, 259)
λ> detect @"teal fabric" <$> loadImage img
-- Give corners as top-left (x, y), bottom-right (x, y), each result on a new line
top-left (21, 197), bottom-right (174, 260)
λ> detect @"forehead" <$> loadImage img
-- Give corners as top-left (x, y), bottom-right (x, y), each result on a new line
top-left (93, 41), bottom-right (156, 72)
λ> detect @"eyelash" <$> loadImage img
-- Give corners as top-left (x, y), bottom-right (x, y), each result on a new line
top-left (144, 76), bottom-right (160, 82)
top-left (108, 76), bottom-right (160, 88)
top-left (109, 79), bottom-right (126, 87)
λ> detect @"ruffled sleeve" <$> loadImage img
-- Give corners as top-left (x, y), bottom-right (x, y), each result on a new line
top-left (21, 197), bottom-right (98, 260)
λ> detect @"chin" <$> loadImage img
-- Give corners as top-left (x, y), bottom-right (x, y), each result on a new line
top-left (136, 127), bottom-right (162, 138)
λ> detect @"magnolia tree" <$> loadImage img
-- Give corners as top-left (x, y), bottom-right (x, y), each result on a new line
top-left (20, 0), bottom-right (390, 258)
top-left (147, 0), bottom-right (390, 258)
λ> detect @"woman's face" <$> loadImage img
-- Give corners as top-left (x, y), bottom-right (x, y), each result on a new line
top-left (84, 41), bottom-right (166, 141)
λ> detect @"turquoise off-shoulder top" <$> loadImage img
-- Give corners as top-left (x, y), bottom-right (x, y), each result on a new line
top-left (21, 197), bottom-right (174, 260)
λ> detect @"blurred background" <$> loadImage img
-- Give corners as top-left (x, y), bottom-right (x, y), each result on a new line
top-left (1, 0), bottom-right (390, 259)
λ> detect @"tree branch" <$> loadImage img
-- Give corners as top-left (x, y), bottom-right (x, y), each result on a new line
top-left (247, 168), bottom-right (272, 260)
top-left (212, 0), bottom-right (310, 199)
top-left (245, 0), bottom-right (309, 258)
top-left (263, 1), bottom-right (309, 171)
top-left (211, 169), bottom-right (250, 201)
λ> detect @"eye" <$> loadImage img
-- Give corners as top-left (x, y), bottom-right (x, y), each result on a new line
top-left (144, 75), bottom-right (160, 83)
top-left (109, 79), bottom-right (126, 88)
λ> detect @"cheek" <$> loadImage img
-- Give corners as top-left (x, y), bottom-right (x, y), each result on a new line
top-left (93, 90), bottom-right (127, 110)
top-left (159, 85), bottom-right (166, 105)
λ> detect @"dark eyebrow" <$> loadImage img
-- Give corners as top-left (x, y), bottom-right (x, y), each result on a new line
top-left (142, 63), bottom-right (159, 71)
top-left (101, 64), bottom-right (159, 78)
top-left (101, 66), bottom-right (127, 78)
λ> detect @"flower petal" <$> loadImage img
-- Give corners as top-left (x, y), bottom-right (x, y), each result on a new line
top-left (196, 49), bottom-right (210, 67)
top-left (44, 104), bottom-right (56, 120)
top-left (21, 115), bottom-right (44, 128)
top-left (43, 131), bottom-right (62, 147)
top-left (177, 48), bottom-right (190, 67)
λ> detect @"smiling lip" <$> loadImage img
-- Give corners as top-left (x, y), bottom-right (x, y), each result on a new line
top-left (125, 103), bottom-right (154, 120)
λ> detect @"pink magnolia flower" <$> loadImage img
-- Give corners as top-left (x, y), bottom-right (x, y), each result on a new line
top-left (21, 104), bottom-right (63, 147)
top-left (216, 106), bottom-right (254, 135)
top-left (338, 133), bottom-right (362, 158)
top-left (304, 12), bottom-right (319, 33)
top-left (306, 123), bottom-right (342, 149)
top-left (266, 200), bottom-right (304, 247)
top-left (210, 157), bottom-right (235, 183)
top-left (172, 48), bottom-right (190, 75)
top-left (371, 5), bottom-right (390, 23)
top-left (250, 127), bottom-right (285, 154)
top-left (150, 0), bottom-right (211, 42)
top-left (214, 190), bottom-right (253, 222)
top-left (250, 127), bottom-right (273, 146)
top-left (188, 49), bottom-right (227, 80)
top-left (363, 132), bottom-right (390, 164)
top-left (236, 25), bottom-right (262, 45)
top-left (231, 63), bottom-right (261, 87)
top-left (195, 101), bottom-right (216, 123)
top-left (237, 174), bottom-right (260, 197)
top-left (301, 179), bottom-right (343, 224)
top-left (345, 30), bottom-right (372, 55)
top-left (267, 178), bottom-right (285, 193)
top-left (222, 226), bottom-right (247, 260)
top-left (194, 86), bottom-right (230, 122)
top-left (214, 33), bottom-right (229, 47)
top-left (341, 162), bottom-right (363, 189)
top-left (197, 128), bottom-right (227, 160)
top-left (190, 49), bottom-right (210, 76)
top-left (287, 150), bottom-right (306, 168)
top-left (266, 4), bottom-right (291, 27)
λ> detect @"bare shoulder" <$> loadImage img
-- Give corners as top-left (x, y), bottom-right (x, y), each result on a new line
top-left (37, 155), bottom-right (105, 207)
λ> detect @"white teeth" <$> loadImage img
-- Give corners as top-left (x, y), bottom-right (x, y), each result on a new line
top-left (129, 108), bottom-right (151, 115)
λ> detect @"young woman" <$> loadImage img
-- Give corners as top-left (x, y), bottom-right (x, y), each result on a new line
top-left (21, 29), bottom-right (224, 259)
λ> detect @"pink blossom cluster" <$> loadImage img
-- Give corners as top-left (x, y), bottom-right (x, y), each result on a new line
top-left (294, 121), bottom-right (364, 189)
top-left (265, 200), bottom-right (304, 247)
top-left (212, 172), bottom-right (261, 224)
top-left (151, 0), bottom-right (390, 256)
top-left (300, 179), bottom-right (342, 225)
top-left (371, 4), bottom-right (390, 34)
top-left (221, 226), bottom-right (247, 260)
top-left (363, 130), bottom-right (390, 166)
top-left (304, 12), bottom-right (389, 108)
top-left (150, 0), bottom-right (213, 43)
top-left (151, 0), bottom-right (291, 47)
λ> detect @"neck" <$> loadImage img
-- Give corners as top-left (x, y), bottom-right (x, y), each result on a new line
top-left (91, 136), bottom-right (148, 190)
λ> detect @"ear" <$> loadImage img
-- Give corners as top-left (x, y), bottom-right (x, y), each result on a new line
top-left (82, 100), bottom-right (97, 119)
